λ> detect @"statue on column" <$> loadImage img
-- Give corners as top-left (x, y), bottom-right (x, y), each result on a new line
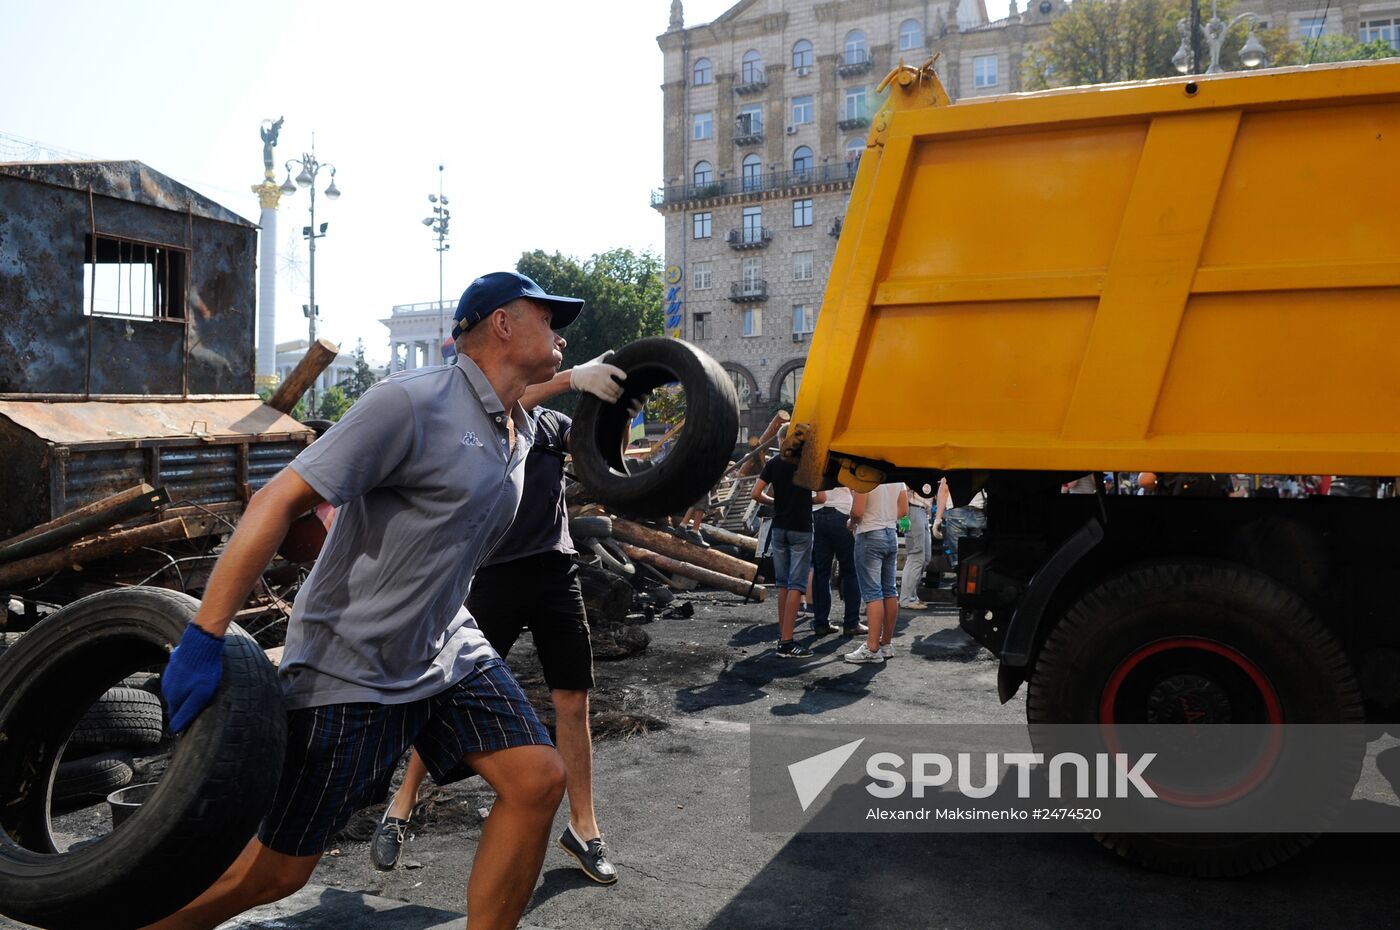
top-left (260, 117), bottom-right (284, 180)
top-left (669, 0), bottom-right (684, 31)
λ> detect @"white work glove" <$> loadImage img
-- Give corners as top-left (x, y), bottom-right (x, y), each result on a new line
top-left (570, 351), bottom-right (627, 403)
top-left (931, 518), bottom-right (944, 540)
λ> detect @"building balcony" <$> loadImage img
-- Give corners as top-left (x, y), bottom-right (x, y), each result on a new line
top-left (649, 162), bottom-right (858, 208)
top-left (829, 216), bottom-right (843, 238)
top-left (734, 72), bottom-right (768, 94)
top-left (730, 280), bottom-right (769, 302)
top-left (733, 127), bottom-right (765, 146)
top-left (837, 115), bottom-right (871, 131)
top-left (727, 227), bottom-right (772, 250)
top-left (837, 51), bottom-right (873, 76)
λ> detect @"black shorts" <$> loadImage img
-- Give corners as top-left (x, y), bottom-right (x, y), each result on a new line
top-left (469, 550), bottom-right (594, 691)
top-left (258, 657), bottom-right (551, 856)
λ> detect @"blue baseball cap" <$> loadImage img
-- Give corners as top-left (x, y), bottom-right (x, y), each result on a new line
top-left (451, 271), bottom-right (584, 339)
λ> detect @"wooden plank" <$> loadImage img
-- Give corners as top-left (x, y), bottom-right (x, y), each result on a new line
top-left (0, 517), bottom-right (190, 587)
top-left (0, 485), bottom-right (167, 566)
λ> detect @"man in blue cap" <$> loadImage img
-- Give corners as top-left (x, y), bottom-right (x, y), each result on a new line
top-left (149, 272), bottom-right (624, 930)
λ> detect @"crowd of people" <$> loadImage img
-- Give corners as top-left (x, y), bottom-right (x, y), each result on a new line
top-left (146, 267), bottom-right (1398, 929)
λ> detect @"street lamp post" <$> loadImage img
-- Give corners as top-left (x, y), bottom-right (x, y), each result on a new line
top-left (1174, 0), bottom-right (1267, 74)
top-left (422, 164), bottom-right (451, 360)
top-left (279, 142), bottom-right (341, 417)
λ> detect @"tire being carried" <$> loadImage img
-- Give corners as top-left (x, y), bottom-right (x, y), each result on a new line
top-left (0, 587), bottom-right (287, 930)
top-left (571, 338), bottom-right (739, 519)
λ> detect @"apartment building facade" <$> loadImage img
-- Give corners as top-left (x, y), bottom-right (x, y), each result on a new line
top-left (656, 0), bottom-right (1396, 434)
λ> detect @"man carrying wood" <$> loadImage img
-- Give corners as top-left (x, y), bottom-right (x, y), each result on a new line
top-left (370, 356), bottom-right (628, 886)
top-left (147, 271), bottom-right (623, 930)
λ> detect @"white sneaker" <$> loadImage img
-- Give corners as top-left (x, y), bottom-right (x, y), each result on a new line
top-left (881, 643), bottom-right (894, 659)
top-left (900, 600), bottom-right (929, 610)
top-left (843, 644), bottom-right (885, 664)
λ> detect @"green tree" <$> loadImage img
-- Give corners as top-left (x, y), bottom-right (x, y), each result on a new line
top-left (318, 385), bottom-right (352, 422)
top-left (1293, 35), bottom-right (1398, 63)
top-left (1024, 0), bottom-right (1184, 88)
top-left (514, 248), bottom-right (666, 414)
top-left (336, 340), bottom-right (380, 400)
top-left (1023, 0), bottom-right (1392, 90)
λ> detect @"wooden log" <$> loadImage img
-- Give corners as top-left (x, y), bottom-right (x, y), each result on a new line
top-left (266, 338), bottom-right (340, 414)
top-left (700, 523), bottom-right (758, 553)
top-left (619, 544), bottom-right (765, 602)
top-left (610, 517), bottom-right (759, 580)
top-left (0, 485), bottom-right (167, 566)
top-left (0, 518), bottom-right (192, 588)
top-left (730, 409), bottom-right (789, 477)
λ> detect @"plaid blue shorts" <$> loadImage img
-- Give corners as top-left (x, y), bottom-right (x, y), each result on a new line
top-left (258, 657), bottom-right (552, 856)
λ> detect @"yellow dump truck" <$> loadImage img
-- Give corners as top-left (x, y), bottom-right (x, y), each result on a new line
top-left (788, 59), bottom-right (1400, 874)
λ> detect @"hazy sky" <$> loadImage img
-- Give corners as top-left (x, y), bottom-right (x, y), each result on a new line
top-left (2, 0), bottom-right (738, 362)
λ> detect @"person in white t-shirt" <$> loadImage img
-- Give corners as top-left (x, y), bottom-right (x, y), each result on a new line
top-left (844, 482), bottom-right (908, 664)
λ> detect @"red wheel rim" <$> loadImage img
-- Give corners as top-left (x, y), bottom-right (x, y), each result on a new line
top-left (1099, 636), bottom-right (1283, 808)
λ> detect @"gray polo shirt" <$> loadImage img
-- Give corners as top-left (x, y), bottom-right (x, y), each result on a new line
top-left (280, 353), bottom-right (534, 710)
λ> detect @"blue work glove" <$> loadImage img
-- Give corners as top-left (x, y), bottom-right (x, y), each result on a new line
top-left (162, 622), bottom-right (225, 733)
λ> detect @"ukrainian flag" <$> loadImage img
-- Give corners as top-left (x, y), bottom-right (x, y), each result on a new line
top-left (628, 407), bottom-right (645, 443)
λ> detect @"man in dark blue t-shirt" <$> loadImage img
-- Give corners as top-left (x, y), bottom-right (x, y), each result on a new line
top-left (753, 430), bottom-right (824, 659)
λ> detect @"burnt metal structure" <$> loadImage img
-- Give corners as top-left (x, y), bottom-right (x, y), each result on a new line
top-left (0, 161), bottom-right (312, 541)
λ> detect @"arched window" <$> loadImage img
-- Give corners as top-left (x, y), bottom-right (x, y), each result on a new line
top-left (792, 146), bottom-right (813, 176)
top-left (725, 366), bottom-right (755, 410)
top-left (843, 30), bottom-right (868, 64)
top-left (791, 39), bottom-right (814, 72)
top-left (777, 364), bottom-right (805, 408)
top-left (741, 49), bottom-right (765, 84)
top-left (899, 19), bottom-right (923, 51)
top-left (742, 154), bottom-right (762, 192)
top-left (693, 58), bottom-right (713, 85)
top-left (693, 160), bottom-right (713, 187)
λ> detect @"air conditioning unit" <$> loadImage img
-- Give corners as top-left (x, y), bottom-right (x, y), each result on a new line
top-left (785, 124), bottom-right (797, 135)
top-left (792, 331), bottom-right (805, 342)
top-left (796, 66), bottom-right (812, 77)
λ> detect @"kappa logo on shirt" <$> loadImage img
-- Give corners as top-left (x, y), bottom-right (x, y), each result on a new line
top-left (461, 431), bottom-right (484, 447)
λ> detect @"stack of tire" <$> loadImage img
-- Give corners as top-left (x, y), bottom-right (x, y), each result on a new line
top-left (53, 682), bottom-right (164, 812)
top-left (570, 514), bottom-right (674, 611)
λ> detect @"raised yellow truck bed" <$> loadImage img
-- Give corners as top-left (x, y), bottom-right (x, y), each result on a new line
top-left (791, 60), bottom-right (1400, 489)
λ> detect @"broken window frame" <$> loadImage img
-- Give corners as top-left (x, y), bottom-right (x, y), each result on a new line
top-left (83, 233), bottom-right (189, 322)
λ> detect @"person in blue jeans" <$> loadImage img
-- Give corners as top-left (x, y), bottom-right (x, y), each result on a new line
top-left (844, 482), bottom-right (908, 664)
top-left (753, 436), bottom-right (825, 658)
top-left (810, 486), bottom-right (863, 636)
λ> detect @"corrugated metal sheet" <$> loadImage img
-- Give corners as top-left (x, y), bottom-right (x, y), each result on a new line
top-left (0, 399), bottom-right (309, 445)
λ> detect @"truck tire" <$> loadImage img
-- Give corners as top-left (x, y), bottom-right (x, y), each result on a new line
top-left (52, 750), bottom-right (134, 808)
top-left (1027, 561), bottom-right (1365, 877)
top-left (0, 587), bottom-right (287, 930)
top-left (65, 687), bottom-right (164, 754)
top-left (571, 338), bottom-right (739, 518)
